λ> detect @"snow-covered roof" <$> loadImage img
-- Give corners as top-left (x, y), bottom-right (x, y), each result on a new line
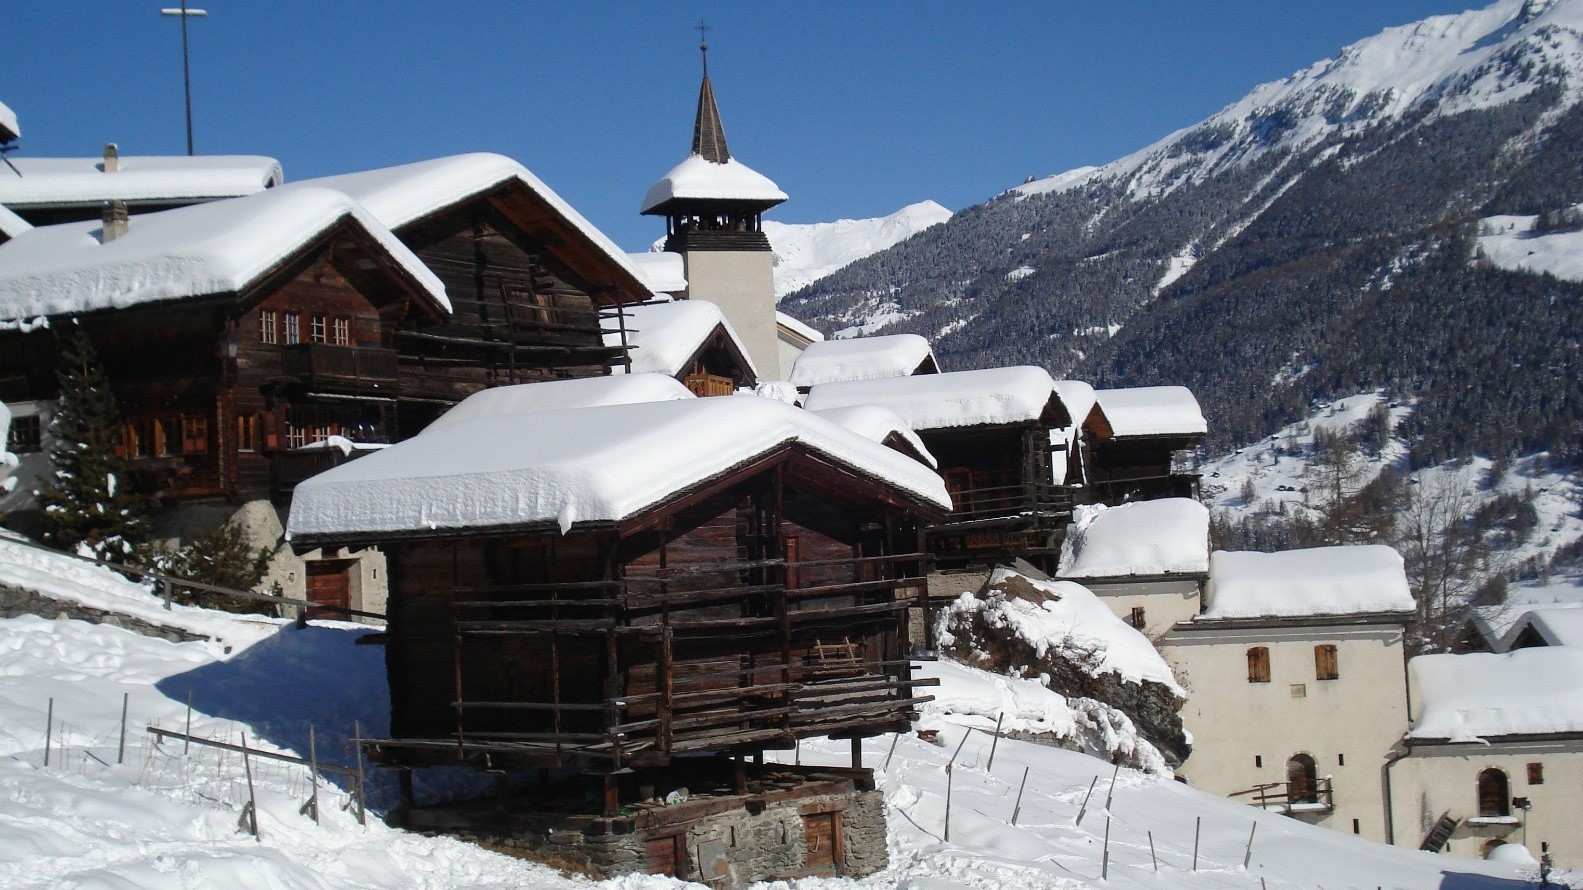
top-left (776, 310), bottom-right (824, 344)
top-left (627, 251), bottom-right (686, 293)
top-left (0, 100), bottom-right (18, 142)
top-left (641, 153), bottom-right (787, 214)
top-left (423, 374), bottom-right (693, 434)
top-left (788, 333), bottom-right (937, 388)
top-left (809, 404), bottom-right (936, 469)
top-left (1054, 380), bottom-right (1098, 430)
top-left (1058, 499), bottom-right (1210, 579)
top-left (287, 153), bottom-right (648, 300)
top-left (0, 204), bottom-right (30, 241)
top-left (940, 568), bottom-right (1183, 693)
top-left (0, 186), bottom-right (448, 322)
top-left (1408, 648), bottom-right (1583, 742)
top-left (1200, 545), bottom-right (1415, 620)
top-left (802, 366), bottom-right (1064, 432)
top-left (287, 397), bottom-right (950, 540)
top-left (605, 300), bottom-right (757, 381)
top-left (0, 155), bottom-right (281, 208)
top-left (1095, 386), bottom-right (1207, 437)
top-left (1501, 606), bottom-right (1583, 650)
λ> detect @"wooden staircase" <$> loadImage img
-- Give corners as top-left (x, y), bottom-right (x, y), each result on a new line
top-left (1419, 811), bottom-right (1459, 852)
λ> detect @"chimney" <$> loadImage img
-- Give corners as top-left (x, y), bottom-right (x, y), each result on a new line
top-left (102, 142), bottom-right (119, 173)
top-left (102, 200), bottom-right (129, 242)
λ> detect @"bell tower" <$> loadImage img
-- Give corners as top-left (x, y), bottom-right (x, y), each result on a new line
top-left (641, 28), bottom-right (787, 379)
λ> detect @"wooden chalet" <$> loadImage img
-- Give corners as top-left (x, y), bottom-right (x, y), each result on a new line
top-left (286, 397), bottom-right (950, 819)
top-left (0, 187), bottom-right (449, 503)
top-left (605, 299), bottom-right (757, 395)
top-left (287, 154), bottom-right (654, 435)
top-left (1084, 386), bottom-right (1207, 504)
top-left (803, 366), bottom-right (1077, 572)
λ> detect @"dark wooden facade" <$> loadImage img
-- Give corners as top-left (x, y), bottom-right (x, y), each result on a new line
top-left (300, 447), bottom-right (942, 807)
top-left (0, 222), bottom-right (445, 503)
top-left (921, 415), bottom-right (1076, 573)
top-left (385, 184), bottom-right (650, 436)
top-left (1078, 409), bottom-right (1203, 505)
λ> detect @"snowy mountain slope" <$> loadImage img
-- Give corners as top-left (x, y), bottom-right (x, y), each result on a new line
top-left (0, 550), bottom-right (1560, 887)
top-left (764, 200), bottom-right (950, 299)
top-left (783, 0), bottom-right (1583, 466)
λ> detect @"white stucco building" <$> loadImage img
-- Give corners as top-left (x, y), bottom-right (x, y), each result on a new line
top-left (1160, 545), bottom-right (1415, 844)
top-left (1389, 647), bottom-right (1583, 866)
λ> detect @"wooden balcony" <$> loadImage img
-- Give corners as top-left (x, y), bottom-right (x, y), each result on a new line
top-left (280, 343), bottom-right (399, 392)
top-left (1231, 777), bottom-right (1334, 816)
top-left (934, 482), bottom-right (1074, 529)
top-left (270, 445), bottom-right (378, 500)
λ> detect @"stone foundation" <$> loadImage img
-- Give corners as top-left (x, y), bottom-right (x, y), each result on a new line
top-left (407, 767), bottom-right (888, 886)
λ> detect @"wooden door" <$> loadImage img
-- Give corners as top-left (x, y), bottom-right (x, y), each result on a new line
top-left (645, 834), bottom-right (686, 877)
top-left (804, 812), bottom-right (839, 874)
top-left (305, 559), bottom-right (353, 619)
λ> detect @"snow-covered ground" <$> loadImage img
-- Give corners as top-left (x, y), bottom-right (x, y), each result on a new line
top-left (765, 201), bottom-right (951, 299)
top-left (1477, 211), bottom-right (1583, 281)
top-left (0, 536), bottom-right (1569, 887)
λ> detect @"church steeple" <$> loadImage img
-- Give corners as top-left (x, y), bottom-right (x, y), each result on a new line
top-left (692, 26), bottom-right (730, 163)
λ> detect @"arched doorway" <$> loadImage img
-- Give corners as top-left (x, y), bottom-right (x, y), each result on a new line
top-left (1287, 753), bottom-right (1318, 804)
top-left (1477, 768), bottom-right (1510, 817)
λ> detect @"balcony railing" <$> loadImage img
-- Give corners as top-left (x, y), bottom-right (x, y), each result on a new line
top-left (1231, 777), bottom-right (1334, 815)
top-left (270, 445), bottom-right (378, 499)
top-left (939, 483), bottom-right (1074, 527)
top-left (280, 343), bottom-right (399, 390)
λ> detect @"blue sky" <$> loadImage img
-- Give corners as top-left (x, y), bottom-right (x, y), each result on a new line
top-left (5, 1), bottom-right (1467, 250)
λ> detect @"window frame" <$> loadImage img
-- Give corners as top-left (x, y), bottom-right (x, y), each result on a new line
top-left (331, 316), bottom-right (351, 347)
top-left (259, 309), bottom-right (278, 344)
top-left (310, 314), bottom-right (328, 344)
top-left (283, 312), bottom-right (301, 345)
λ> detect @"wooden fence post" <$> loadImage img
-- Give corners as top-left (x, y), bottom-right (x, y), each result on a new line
top-left (985, 712), bottom-right (1004, 772)
top-left (301, 724), bottom-right (320, 824)
top-left (1193, 816), bottom-right (1200, 871)
top-left (352, 720), bottom-right (367, 826)
top-left (1075, 775), bottom-right (1098, 826)
top-left (117, 692), bottom-right (129, 764)
top-left (1011, 766), bottom-right (1030, 825)
top-left (240, 732), bottom-right (260, 840)
top-left (43, 697), bottom-right (53, 767)
top-left (1243, 821), bottom-right (1257, 868)
top-left (1102, 815), bottom-right (1111, 879)
top-left (1148, 830), bottom-right (1157, 871)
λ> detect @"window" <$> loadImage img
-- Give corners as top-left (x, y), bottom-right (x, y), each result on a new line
top-left (259, 309), bottom-right (278, 344)
top-left (1477, 768), bottom-right (1510, 817)
top-left (310, 314), bottom-right (327, 344)
top-left (7, 414), bottom-right (41, 453)
top-left (332, 316), bottom-right (351, 346)
top-left (1315, 644), bottom-right (1339, 680)
top-left (236, 413), bottom-right (260, 452)
top-left (179, 415), bottom-right (208, 455)
top-left (283, 312), bottom-right (301, 345)
top-left (1247, 647), bottom-right (1271, 683)
top-left (1128, 607), bottom-right (1146, 630)
top-left (1527, 762), bottom-right (1543, 785)
top-left (122, 416), bottom-right (177, 458)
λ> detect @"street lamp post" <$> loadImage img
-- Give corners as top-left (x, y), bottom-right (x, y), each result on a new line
top-left (160, 1), bottom-right (208, 156)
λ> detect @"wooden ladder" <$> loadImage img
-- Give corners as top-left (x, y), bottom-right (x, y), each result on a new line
top-left (1419, 811), bottom-right (1459, 852)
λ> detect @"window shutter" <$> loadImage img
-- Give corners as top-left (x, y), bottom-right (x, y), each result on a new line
top-left (1247, 647), bottom-right (1270, 683)
top-left (1315, 644), bottom-right (1339, 680)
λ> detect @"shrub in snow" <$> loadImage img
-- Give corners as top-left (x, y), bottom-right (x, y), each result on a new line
top-left (33, 324), bottom-right (147, 561)
top-left (144, 519), bottom-right (281, 613)
top-left (936, 568), bottom-right (1190, 768)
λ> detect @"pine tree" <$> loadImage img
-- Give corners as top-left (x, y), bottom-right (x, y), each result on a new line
top-left (34, 324), bottom-right (147, 560)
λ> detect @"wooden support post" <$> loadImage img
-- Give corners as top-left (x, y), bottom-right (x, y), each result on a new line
top-left (1243, 821), bottom-right (1257, 869)
top-left (734, 757), bottom-right (748, 795)
top-left (43, 697), bottom-right (53, 767)
top-left (1193, 816), bottom-right (1201, 871)
top-left (183, 690), bottom-right (192, 755)
top-left (398, 768), bottom-right (415, 816)
top-left (944, 761), bottom-right (954, 843)
top-left (117, 692), bottom-right (129, 764)
top-left (162, 578), bottom-right (173, 610)
top-left (1103, 761), bottom-right (1120, 811)
top-left (884, 732), bottom-right (900, 771)
top-left (1148, 830), bottom-right (1157, 872)
top-left (602, 773), bottom-right (620, 818)
top-left (850, 737), bottom-right (863, 770)
top-left (1011, 766), bottom-right (1030, 825)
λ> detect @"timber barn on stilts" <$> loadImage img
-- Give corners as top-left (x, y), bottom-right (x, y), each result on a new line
top-left (286, 392), bottom-right (951, 881)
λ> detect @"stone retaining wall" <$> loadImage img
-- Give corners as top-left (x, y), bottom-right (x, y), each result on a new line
top-left (0, 583), bottom-right (209, 643)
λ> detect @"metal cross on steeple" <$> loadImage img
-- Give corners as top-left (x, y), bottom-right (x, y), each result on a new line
top-left (698, 19), bottom-right (711, 76)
